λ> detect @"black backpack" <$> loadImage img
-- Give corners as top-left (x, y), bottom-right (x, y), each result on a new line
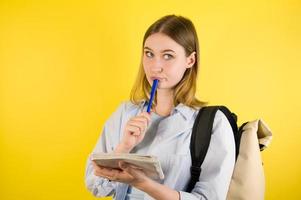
top-left (186, 106), bottom-right (247, 192)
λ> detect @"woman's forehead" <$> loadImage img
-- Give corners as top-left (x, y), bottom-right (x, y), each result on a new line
top-left (144, 33), bottom-right (185, 53)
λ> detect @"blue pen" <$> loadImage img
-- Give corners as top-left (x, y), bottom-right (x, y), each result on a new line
top-left (147, 79), bottom-right (159, 113)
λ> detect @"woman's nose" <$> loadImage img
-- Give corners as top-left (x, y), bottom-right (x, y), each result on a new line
top-left (150, 60), bottom-right (164, 73)
top-left (151, 67), bottom-right (163, 73)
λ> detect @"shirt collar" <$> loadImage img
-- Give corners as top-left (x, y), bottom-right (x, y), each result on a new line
top-left (139, 100), bottom-right (197, 121)
top-left (173, 103), bottom-right (197, 121)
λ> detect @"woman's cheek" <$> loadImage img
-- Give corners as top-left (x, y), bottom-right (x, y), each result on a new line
top-left (143, 64), bottom-right (150, 76)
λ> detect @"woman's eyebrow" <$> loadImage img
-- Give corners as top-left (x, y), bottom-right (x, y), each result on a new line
top-left (144, 46), bottom-right (176, 53)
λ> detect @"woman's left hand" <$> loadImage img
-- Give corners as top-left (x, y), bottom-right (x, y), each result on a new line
top-left (92, 160), bottom-right (151, 187)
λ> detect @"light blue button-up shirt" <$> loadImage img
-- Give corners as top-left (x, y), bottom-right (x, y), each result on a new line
top-left (85, 100), bottom-right (235, 200)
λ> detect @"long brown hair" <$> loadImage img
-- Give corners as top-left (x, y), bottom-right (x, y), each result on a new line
top-left (130, 14), bottom-right (208, 109)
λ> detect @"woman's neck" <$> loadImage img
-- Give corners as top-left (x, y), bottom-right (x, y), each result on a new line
top-left (154, 88), bottom-right (174, 117)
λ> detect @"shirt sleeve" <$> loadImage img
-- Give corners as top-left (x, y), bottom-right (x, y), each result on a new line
top-left (179, 110), bottom-right (236, 200)
top-left (84, 102), bottom-right (127, 197)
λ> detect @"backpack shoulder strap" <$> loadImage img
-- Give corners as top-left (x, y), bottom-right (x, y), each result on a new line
top-left (186, 105), bottom-right (239, 192)
top-left (186, 106), bottom-right (220, 192)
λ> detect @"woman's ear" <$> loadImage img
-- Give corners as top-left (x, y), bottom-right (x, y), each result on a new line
top-left (186, 51), bottom-right (196, 68)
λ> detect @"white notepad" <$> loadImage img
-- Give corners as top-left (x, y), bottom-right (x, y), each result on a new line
top-left (91, 153), bottom-right (164, 180)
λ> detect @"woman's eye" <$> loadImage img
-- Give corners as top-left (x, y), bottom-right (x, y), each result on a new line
top-left (163, 54), bottom-right (173, 60)
top-left (144, 51), bottom-right (173, 60)
top-left (145, 51), bottom-right (153, 58)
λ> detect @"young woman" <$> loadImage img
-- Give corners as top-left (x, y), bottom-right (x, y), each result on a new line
top-left (85, 15), bottom-right (235, 200)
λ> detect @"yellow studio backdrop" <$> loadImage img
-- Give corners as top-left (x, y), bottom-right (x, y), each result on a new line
top-left (0, 0), bottom-right (300, 199)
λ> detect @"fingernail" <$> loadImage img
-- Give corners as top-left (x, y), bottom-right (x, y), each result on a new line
top-left (120, 163), bottom-right (127, 169)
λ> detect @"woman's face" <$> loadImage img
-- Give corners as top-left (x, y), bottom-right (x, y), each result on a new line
top-left (143, 33), bottom-right (195, 90)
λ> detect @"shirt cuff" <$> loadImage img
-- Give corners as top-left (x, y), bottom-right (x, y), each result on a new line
top-left (92, 175), bottom-right (117, 197)
top-left (179, 191), bottom-right (198, 200)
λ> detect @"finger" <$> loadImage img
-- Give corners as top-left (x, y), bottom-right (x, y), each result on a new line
top-left (95, 167), bottom-right (121, 178)
top-left (102, 170), bottom-right (117, 181)
top-left (111, 170), bottom-right (134, 182)
top-left (127, 121), bottom-right (148, 134)
top-left (118, 161), bottom-right (142, 171)
top-left (134, 112), bottom-right (151, 123)
top-left (94, 166), bottom-right (109, 175)
top-left (128, 120), bottom-right (145, 128)
top-left (128, 121), bottom-right (146, 132)
top-left (95, 171), bottom-right (114, 180)
top-left (131, 117), bottom-right (148, 125)
top-left (92, 161), bottom-right (104, 170)
top-left (121, 164), bottom-right (146, 179)
top-left (126, 126), bottom-right (141, 134)
top-left (94, 170), bottom-right (109, 178)
top-left (92, 162), bottom-right (115, 173)
top-left (100, 168), bottom-right (133, 182)
top-left (139, 112), bottom-right (151, 122)
top-left (131, 117), bottom-right (149, 127)
top-left (129, 114), bottom-right (150, 128)
top-left (118, 161), bottom-right (126, 168)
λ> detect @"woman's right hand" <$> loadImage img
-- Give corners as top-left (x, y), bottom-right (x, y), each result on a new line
top-left (116, 111), bottom-right (151, 153)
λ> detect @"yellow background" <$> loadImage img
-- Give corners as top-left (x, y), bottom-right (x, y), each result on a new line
top-left (0, 0), bottom-right (300, 199)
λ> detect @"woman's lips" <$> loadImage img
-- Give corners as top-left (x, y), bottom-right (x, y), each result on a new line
top-left (150, 76), bottom-right (166, 81)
